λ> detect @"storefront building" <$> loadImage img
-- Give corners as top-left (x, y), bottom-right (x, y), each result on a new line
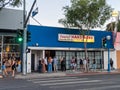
top-left (26, 25), bottom-right (116, 73)
top-left (0, 8), bottom-right (23, 72)
top-left (1, 8), bottom-right (118, 74)
top-left (114, 32), bottom-right (120, 69)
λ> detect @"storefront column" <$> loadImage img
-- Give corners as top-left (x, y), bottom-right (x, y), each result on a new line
top-left (27, 52), bottom-right (31, 73)
top-left (42, 50), bottom-right (45, 59)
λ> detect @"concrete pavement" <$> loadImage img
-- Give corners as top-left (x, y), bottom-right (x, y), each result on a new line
top-left (14, 69), bottom-right (120, 79)
top-left (15, 72), bottom-right (66, 79)
top-left (66, 70), bottom-right (120, 76)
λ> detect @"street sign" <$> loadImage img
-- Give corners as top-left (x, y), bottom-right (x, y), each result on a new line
top-left (32, 7), bottom-right (38, 17)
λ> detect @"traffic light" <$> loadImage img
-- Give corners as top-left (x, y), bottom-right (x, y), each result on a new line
top-left (102, 37), bottom-right (107, 48)
top-left (16, 29), bottom-right (23, 43)
top-left (27, 31), bottom-right (31, 42)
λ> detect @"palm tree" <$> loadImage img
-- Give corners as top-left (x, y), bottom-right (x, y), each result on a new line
top-left (106, 20), bottom-right (120, 32)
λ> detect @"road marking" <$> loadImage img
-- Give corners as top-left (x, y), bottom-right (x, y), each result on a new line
top-left (49, 81), bottom-right (115, 88)
top-left (33, 78), bottom-right (88, 83)
top-left (76, 85), bottom-right (120, 90)
top-left (40, 80), bottom-right (102, 86)
top-left (27, 77), bottom-right (79, 81)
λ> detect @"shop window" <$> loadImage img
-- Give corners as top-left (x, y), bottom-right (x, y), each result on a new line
top-left (3, 44), bottom-right (20, 52)
top-left (3, 36), bottom-right (16, 44)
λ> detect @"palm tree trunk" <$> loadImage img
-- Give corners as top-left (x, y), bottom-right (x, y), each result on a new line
top-left (84, 42), bottom-right (87, 59)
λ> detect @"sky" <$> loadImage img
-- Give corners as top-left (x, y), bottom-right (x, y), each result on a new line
top-left (8, 0), bottom-right (120, 29)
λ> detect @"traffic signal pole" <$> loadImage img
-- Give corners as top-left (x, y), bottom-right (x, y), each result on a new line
top-left (23, 0), bottom-right (27, 75)
top-left (23, 0), bottom-right (37, 75)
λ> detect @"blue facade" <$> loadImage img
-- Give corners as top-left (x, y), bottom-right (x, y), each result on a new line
top-left (27, 25), bottom-right (114, 49)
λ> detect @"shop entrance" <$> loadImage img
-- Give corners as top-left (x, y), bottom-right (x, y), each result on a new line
top-left (45, 50), bottom-right (55, 58)
top-left (31, 54), bottom-right (35, 72)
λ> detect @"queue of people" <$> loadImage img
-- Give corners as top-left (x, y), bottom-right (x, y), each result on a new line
top-left (2, 57), bottom-right (21, 77)
top-left (79, 58), bottom-right (96, 72)
top-left (38, 56), bottom-right (58, 73)
top-left (37, 56), bottom-right (101, 73)
top-left (2, 56), bottom-right (113, 76)
top-left (70, 57), bottom-right (97, 72)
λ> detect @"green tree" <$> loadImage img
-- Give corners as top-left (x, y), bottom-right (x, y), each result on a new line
top-left (0, 0), bottom-right (22, 10)
top-left (58, 0), bottom-right (113, 58)
top-left (106, 20), bottom-right (120, 32)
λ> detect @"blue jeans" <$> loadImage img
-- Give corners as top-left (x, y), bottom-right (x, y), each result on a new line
top-left (48, 63), bottom-right (52, 72)
top-left (92, 64), bottom-right (96, 71)
top-left (17, 64), bottom-right (21, 72)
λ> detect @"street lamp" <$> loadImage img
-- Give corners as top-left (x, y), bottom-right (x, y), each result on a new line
top-left (106, 35), bottom-right (111, 72)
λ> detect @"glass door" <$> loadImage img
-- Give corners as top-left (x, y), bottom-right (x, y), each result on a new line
top-left (66, 51), bottom-right (75, 69)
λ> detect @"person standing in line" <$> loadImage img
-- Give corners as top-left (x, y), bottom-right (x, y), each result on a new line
top-left (41, 58), bottom-right (46, 73)
top-left (48, 57), bottom-right (52, 73)
top-left (70, 57), bottom-right (75, 71)
top-left (60, 57), bottom-right (63, 71)
top-left (16, 58), bottom-right (21, 73)
top-left (61, 57), bottom-right (66, 71)
top-left (53, 56), bottom-right (57, 72)
top-left (38, 60), bottom-right (42, 73)
top-left (74, 57), bottom-right (77, 71)
top-left (60, 57), bottom-right (66, 72)
top-left (92, 59), bottom-right (96, 72)
top-left (110, 58), bottom-right (114, 70)
top-left (79, 59), bottom-right (83, 72)
top-left (11, 59), bottom-right (16, 77)
top-left (44, 57), bottom-right (48, 72)
top-left (2, 61), bottom-right (8, 77)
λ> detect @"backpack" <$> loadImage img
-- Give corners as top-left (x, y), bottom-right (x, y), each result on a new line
top-left (80, 59), bottom-right (83, 65)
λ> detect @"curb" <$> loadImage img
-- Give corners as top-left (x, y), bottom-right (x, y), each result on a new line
top-left (15, 73), bottom-right (66, 79)
top-left (66, 71), bottom-right (120, 76)
top-left (14, 71), bottom-right (120, 79)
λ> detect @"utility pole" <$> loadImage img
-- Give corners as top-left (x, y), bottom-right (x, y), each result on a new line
top-left (22, 0), bottom-right (37, 75)
top-left (23, 0), bottom-right (27, 75)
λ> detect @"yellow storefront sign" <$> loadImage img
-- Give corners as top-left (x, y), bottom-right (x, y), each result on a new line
top-left (58, 34), bottom-right (94, 43)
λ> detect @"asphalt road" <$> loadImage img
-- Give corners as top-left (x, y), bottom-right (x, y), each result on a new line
top-left (0, 74), bottom-right (120, 90)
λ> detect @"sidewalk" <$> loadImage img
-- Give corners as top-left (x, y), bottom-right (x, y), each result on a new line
top-left (15, 72), bottom-right (66, 79)
top-left (66, 69), bottom-right (120, 76)
top-left (15, 69), bottom-right (120, 79)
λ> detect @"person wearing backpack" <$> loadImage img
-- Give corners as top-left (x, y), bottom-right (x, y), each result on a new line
top-left (79, 59), bottom-right (83, 72)
top-left (61, 57), bottom-right (66, 72)
top-left (110, 58), bottom-right (114, 70)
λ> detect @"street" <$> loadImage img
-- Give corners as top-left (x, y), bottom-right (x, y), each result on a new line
top-left (0, 73), bottom-right (120, 90)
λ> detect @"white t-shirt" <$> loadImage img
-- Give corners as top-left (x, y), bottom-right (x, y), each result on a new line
top-left (44, 58), bottom-right (48, 65)
top-left (83, 59), bottom-right (87, 65)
